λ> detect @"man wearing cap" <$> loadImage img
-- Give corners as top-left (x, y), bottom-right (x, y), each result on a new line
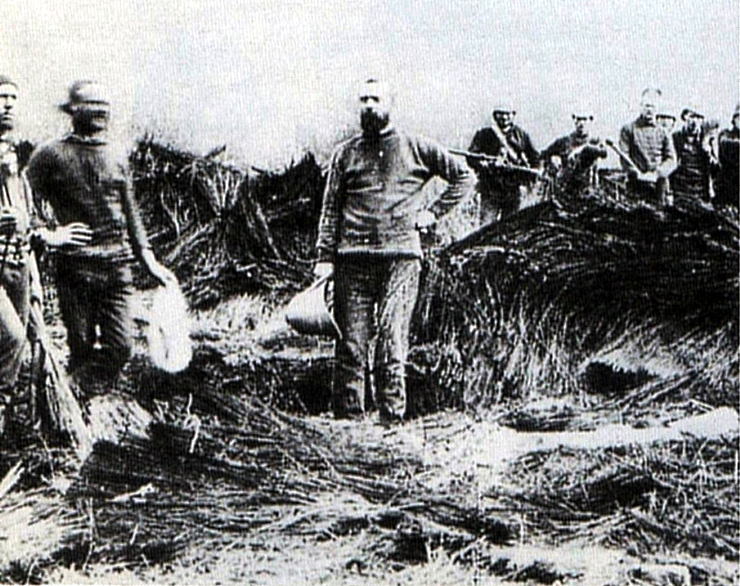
top-left (671, 105), bottom-right (714, 201)
top-left (313, 78), bottom-right (473, 424)
top-left (716, 104), bottom-right (739, 208)
top-left (618, 88), bottom-right (677, 204)
top-left (541, 110), bottom-right (607, 194)
top-left (26, 81), bottom-right (172, 388)
top-left (468, 103), bottom-right (540, 223)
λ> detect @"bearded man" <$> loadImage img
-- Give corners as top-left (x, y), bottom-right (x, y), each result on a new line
top-left (314, 79), bottom-right (473, 423)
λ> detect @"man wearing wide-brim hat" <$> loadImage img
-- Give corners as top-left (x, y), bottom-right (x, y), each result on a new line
top-left (467, 102), bottom-right (540, 223)
top-left (671, 103), bottom-right (713, 201)
top-left (26, 80), bottom-right (174, 390)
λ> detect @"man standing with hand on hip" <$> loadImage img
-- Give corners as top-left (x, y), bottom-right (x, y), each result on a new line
top-left (26, 81), bottom-right (172, 390)
top-left (314, 78), bottom-right (473, 424)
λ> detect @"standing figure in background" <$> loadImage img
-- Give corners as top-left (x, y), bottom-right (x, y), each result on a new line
top-left (671, 105), bottom-right (714, 202)
top-left (618, 88), bottom-right (677, 204)
top-left (26, 81), bottom-right (172, 391)
top-left (541, 109), bottom-right (607, 195)
top-left (314, 79), bottom-right (473, 424)
top-left (468, 103), bottom-right (540, 223)
top-left (716, 104), bottom-right (739, 208)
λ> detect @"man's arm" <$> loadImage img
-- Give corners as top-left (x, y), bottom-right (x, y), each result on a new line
top-left (315, 147), bottom-right (344, 264)
top-left (521, 130), bottom-right (540, 168)
top-left (618, 125), bottom-right (634, 172)
top-left (657, 129), bottom-right (677, 179)
top-left (418, 137), bottom-right (475, 220)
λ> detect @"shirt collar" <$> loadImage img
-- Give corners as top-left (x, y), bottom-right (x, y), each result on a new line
top-left (64, 133), bottom-right (108, 146)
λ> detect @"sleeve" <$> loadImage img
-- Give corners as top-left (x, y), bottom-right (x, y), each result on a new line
top-left (521, 131), bottom-right (540, 168)
top-left (541, 137), bottom-right (564, 162)
top-left (657, 130), bottom-right (677, 178)
top-left (120, 163), bottom-right (152, 259)
top-left (25, 146), bottom-right (59, 229)
top-left (466, 131), bottom-right (486, 172)
top-left (418, 137), bottom-right (475, 220)
top-left (618, 125), bottom-right (633, 171)
top-left (315, 147), bottom-right (344, 263)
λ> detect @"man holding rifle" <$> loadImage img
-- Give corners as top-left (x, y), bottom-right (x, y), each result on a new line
top-left (467, 102), bottom-right (540, 224)
top-left (617, 88), bottom-right (676, 204)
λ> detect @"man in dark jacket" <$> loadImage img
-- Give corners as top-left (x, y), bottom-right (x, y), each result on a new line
top-left (26, 81), bottom-right (172, 388)
top-left (313, 79), bottom-right (473, 423)
top-left (618, 88), bottom-right (677, 204)
top-left (671, 105), bottom-right (714, 201)
top-left (468, 103), bottom-right (540, 223)
top-left (716, 104), bottom-right (739, 208)
top-left (541, 109), bottom-right (607, 194)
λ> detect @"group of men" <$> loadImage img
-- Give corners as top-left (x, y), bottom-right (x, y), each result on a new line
top-left (0, 77), bottom-right (171, 435)
top-left (468, 87), bottom-right (739, 218)
top-left (1, 75), bottom-right (737, 435)
top-left (315, 79), bottom-right (739, 426)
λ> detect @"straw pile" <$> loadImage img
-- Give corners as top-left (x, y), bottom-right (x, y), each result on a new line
top-left (131, 137), bottom-right (325, 307)
top-left (414, 189), bottom-right (739, 409)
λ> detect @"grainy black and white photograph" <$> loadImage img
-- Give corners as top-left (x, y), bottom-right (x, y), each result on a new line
top-left (0, 1), bottom-right (738, 584)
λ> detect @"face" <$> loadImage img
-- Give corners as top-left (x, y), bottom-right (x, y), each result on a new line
top-left (640, 99), bottom-right (657, 123)
top-left (493, 110), bottom-right (514, 131)
top-left (573, 116), bottom-right (591, 135)
top-left (656, 115), bottom-right (675, 132)
top-left (685, 112), bottom-right (703, 132)
top-left (358, 82), bottom-right (391, 135)
top-left (0, 83), bottom-right (18, 133)
top-left (72, 100), bottom-right (110, 134)
top-left (732, 113), bottom-right (739, 131)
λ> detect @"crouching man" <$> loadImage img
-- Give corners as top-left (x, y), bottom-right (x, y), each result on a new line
top-left (26, 81), bottom-right (172, 390)
top-left (314, 79), bottom-right (474, 424)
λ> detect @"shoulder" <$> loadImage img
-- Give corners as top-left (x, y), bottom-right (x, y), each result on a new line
top-left (27, 138), bottom-right (65, 169)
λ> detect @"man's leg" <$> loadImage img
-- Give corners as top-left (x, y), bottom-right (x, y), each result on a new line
top-left (56, 273), bottom-right (95, 372)
top-left (333, 257), bottom-right (377, 419)
top-left (374, 258), bottom-right (421, 422)
top-left (0, 273), bottom-right (30, 433)
top-left (96, 280), bottom-right (134, 376)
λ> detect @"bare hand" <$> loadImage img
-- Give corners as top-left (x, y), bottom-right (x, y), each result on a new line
top-left (313, 262), bottom-right (334, 280)
top-left (141, 250), bottom-right (175, 286)
top-left (414, 210), bottom-right (437, 234)
top-left (45, 222), bottom-right (93, 247)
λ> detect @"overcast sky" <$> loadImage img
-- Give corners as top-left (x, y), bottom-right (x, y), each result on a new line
top-left (2, 0), bottom-right (738, 165)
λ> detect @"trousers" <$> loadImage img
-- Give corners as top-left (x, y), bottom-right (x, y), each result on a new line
top-left (0, 263), bottom-right (30, 397)
top-left (55, 257), bottom-right (134, 382)
top-left (333, 255), bottom-right (421, 420)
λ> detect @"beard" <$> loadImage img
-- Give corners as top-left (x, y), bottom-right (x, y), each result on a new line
top-left (360, 110), bottom-right (390, 136)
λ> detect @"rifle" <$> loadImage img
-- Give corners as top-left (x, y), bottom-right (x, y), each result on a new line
top-left (604, 138), bottom-right (653, 181)
top-left (450, 148), bottom-right (543, 180)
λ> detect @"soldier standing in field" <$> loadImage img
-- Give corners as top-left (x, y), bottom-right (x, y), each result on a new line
top-left (618, 88), bottom-right (677, 204)
top-left (716, 104), bottom-right (739, 208)
top-left (26, 81), bottom-right (173, 391)
top-left (468, 103), bottom-right (540, 223)
top-left (313, 79), bottom-right (473, 424)
top-left (541, 109), bottom-right (607, 194)
top-left (671, 105), bottom-right (715, 202)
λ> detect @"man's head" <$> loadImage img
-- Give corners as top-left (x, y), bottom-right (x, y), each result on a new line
top-left (0, 76), bottom-right (19, 136)
top-left (358, 79), bottom-right (392, 136)
top-left (492, 103), bottom-right (516, 132)
top-left (732, 103), bottom-right (739, 130)
top-left (681, 105), bottom-right (704, 133)
top-left (639, 88), bottom-right (662, 124)
top-left (61, 80), bottom-right (111, 135)
top-left (571, 110), bottom-right (593, 137)
top-left (656, 113), bottom-right (676, 132)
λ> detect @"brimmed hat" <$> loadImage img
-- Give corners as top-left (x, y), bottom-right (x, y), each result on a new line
top-left (492, 102), bottom-right (516, 115)
top-left (681, 104), bottom-right (705, 120)
top-left (572, 109), bottom-right (594, 120)
top-left (59, 80), bottom-right (110, 114)
top-left (0, 76), bottom-right (18, 88)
